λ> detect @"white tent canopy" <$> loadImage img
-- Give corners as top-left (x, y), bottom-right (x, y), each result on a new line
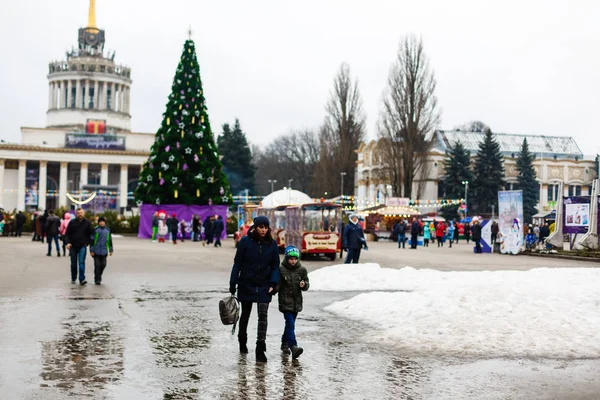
top-left (261, 189), bottom-right (312, 207)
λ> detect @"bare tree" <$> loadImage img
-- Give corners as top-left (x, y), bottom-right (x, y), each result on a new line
top-left (312, 63), bottom-right (366, 197)
top-left (378, 35), bottom-right (440, 198)
top-left (254, 129), bottom-right (321, 196)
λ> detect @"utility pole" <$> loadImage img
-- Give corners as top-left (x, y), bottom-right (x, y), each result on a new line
top-left (268, 179), bottom-right (277, 194)
top-left (340, 172), bottom-right (347, 201)
top-left (491, 204), bottom-right (495, 221)
top-left (462, 180), bottom-right (469, 220)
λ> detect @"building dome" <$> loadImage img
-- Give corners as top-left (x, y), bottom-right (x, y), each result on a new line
top-left (261, 189), bottom-right (312, 207)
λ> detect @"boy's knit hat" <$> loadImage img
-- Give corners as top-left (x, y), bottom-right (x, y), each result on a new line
top-left (98, 216), bottom-right (106, 223)
top-left (284, 246), bottom-right (300, 260)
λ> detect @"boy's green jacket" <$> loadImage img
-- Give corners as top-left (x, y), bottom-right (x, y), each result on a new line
top-left (277, 259), bottom-right (309, 313)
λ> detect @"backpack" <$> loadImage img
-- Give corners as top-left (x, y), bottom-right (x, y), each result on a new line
top-left (219, 295), bottom-right (240, 335)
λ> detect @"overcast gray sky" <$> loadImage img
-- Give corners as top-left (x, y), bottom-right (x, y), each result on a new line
top-left (1, 0), bottom-right (599, 156)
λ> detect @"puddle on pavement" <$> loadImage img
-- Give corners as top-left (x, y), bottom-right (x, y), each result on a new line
top-left (40, 321), bottom-right (124, 394)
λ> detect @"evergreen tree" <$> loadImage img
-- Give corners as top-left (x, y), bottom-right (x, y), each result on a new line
top-left (472, 129), bottom-right (506, 214)
top-left (135, 40), bottom-right (232, 205)
top-left (516, 138), bottom-right (538, 223)
top-left (217, 119), bottom-right (256, 195)
top-left (441, 141), bottom-right (473, 220)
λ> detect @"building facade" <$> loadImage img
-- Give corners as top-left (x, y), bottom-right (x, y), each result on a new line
top-left (0, 1), bottom-right (152, 212)
top-left (356, 130), bottom-right (597, 212)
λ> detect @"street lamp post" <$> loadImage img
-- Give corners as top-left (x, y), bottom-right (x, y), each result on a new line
top-left (340, 172), bottom-right (347, 200)
top-left (268, 179), bottom-right (277, 194)
top-left (462, 180), bottom-right (469, 220)
top-left (288, 179), bottom-right (293, 189)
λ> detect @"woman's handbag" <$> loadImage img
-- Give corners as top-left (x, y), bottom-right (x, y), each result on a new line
top-left (219, 295), bottom-right (240, 335)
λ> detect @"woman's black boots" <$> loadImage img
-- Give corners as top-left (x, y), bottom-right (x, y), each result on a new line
top-left (255, 341), bottom-right (267, 362)
top-left (238, 334), bottom-right (248, 354)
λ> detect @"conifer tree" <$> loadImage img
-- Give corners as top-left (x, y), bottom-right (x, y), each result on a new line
top-left (472, 129), bottom-right (506, 214)
top-left (217, 119), bottom-right (256, 195)
top-left (441, 141), bottom-right (473, 220)
top-left (135, 40), bottom-right (232, 205)
top-left (516, 138), bottom-right (538, 223)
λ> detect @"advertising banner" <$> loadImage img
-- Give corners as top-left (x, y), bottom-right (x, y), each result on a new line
top-left (563, 196), bottom-right (590, 234)
top-left (386, 197), bottom-right (410, 207)
top-left (25, 167), bottom-right (39, 206)
top-left (65, 134), bottom-right (126, 150)
top-left (498, 190), bottom-right (524, 254)
top-left (138, 204), bottom-right (227, 240)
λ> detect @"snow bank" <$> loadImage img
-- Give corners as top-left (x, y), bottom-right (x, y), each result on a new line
top-left (316, 265), bottom-right (600, 358)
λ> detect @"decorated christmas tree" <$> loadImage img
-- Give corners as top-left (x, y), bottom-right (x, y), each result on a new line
top-left (135, 39), bottom-right (232, 206)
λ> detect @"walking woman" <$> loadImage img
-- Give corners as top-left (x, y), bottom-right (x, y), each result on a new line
top-left (229, 216), bottom-right (280, 362)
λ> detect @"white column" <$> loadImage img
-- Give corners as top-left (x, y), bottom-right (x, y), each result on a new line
top-left (38, 161), bottom-right (47, 211)
top-left (119, 87), bottom-right (124, 112)
top-left (76, 79), bottom-right (81, 109)
top-left (102, 81), bottom-right (108, 110)
top-left (58, 81), bottom-right (63, 109)
top-left (111, 83), bottom-right (118, 111)
top-left (127, 87), bottom-right (131, 113)
top-left (100, 163), bottom-right (109, 186)
top-left (59, 162), bottom-right (68, 208)
top-left (48, 83), bottom-right (53, 110)
top-left (17, 160), bottom-right (26, 211)
top-left (94, 79), bottom-right (99, 109)
top-left (84, 80), bottom-right (89, 109)
top-left (119, 164), bottom-right (128, 208)
top-left (67, 80), bottom-right (73, 109)
top-left (80, 162), bottom-right (88, 190)
top-left (0, 159), bottom-right (4, 208)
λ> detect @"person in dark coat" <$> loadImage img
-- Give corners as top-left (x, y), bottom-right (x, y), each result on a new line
top-left (45, 210), bottom-right (61, 257)
top-left (192, 215), bottom-right (200, 242)
top-left (539, 222), bottom-right (550, 244)
top-left (15, 211), bottom-right (26, 237)
top-left (343, 214), bottom-right (366, 263)
top-left (471, 218), bottom-right (483, 254)
top-left (203, 216), bottom-right (215, 245)
top-left (39, 210), bottom-right (48, 243)
top-left (490, 221), bottom-right (499, 244)
top-left (65, 208), bottom-right (94, 285)
top-left (410, 217), bottom-right (420, 249)
top-left (464, 222), bottom-right (471, 243)
top-left (394, 219), bottom-right (407, 249)
top-left (229, 215), bottom-right (280, 362)
top-left (89, 216), bottom-right (114, 285)
top-left (167, 213), bottom-right (179, 245)
top-left (213, 215), bottom-right (224, 247)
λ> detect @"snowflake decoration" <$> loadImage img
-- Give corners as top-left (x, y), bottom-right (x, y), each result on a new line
top-left (195, 132), bottom-right (203, 139)
top-left (161, 163), bottom-right (169, 170)
top-left (179, 123), bottom-right (185, 129)
top-left (195, 110), bottom-right (200, 117)
top-left (146, 175), bottom-right (153, 182)
top-left (195, 173), bottom-right (203, 180)
top-left (155, 198), bottom-right (161, 205)
top-left (185, 147), bottom-right (192, 154)
top-left (221, 196), bottom-right (229, 203)
top-left (169, 155), bottom-right (175, 162)
top-left (171, 177), bottom-right (178, 184)
top-left (177, 79), bottom-right (182, 84)
top-left (182, 110), bottom-right (189, 116)
top-left (136, 200), bottom-right (143, 206)
top-left (207, 177), bottom-right (214, 183)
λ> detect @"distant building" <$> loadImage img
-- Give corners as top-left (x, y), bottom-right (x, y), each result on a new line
top-left (0, 0), bottom-right (152, 212)
top-left (355, 130), bottom-right (597, 212)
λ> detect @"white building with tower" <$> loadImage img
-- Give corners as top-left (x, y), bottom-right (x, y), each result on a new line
top-left (0, 0), bottom-right (153, 213)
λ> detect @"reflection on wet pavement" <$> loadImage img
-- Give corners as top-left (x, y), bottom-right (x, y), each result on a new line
top-left (40, 321), bottom-right (124, 393)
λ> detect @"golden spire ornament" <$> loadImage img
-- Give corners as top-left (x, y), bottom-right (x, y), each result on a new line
top-left (86, 0), bottom-right (99, 33)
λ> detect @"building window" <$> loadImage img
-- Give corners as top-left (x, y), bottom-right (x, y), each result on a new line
top-left (107, 88), bottom-right (112, 110)
top-left (547, 184), bottom-right (559, 201)
top-left (89, 88), bottom-right (95, 109)
top-left (70, 88), bottom-right (76, 108)
top-left (82, 88), bottom-right (86, 108)
top-left (568, 185), bottom-right (582, 197)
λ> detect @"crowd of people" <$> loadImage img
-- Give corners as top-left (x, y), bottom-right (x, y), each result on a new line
top-left (150, 212), bottom-right (225, 246)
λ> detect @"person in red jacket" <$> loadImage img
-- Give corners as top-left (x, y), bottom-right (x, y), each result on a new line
top-left (436, 222), bottom-right (446, 247)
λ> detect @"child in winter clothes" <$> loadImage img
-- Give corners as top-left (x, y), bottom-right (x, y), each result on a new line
top-left (278, 245), bottom-right (309, 359)
top-left (89, 216), bottom-right (113, 285)
top-left (59, 212), bottom-right (72, 256)
top-left (423, 223), bottom-right (431, 246)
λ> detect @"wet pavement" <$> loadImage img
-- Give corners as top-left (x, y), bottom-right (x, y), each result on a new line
top-left (1, 237), bottom-right (599, 399)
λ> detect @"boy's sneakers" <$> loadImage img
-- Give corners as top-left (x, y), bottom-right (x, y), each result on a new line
top-left (291, 346), bottom-right (303, 359)
top-left (281, 342), bottom-right (291, 354)
top-left (80, 280), bottom-right (87, 286)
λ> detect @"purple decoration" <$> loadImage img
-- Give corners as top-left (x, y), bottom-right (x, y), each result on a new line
top-left (219, 186), bottom-right (224, 195)
top-left (176, 142), bottom-right (180, 149)
top-left (179, 183), bottom-right (183, 187)
top-left (165, 145), bottom-right (170, 152)
top-left (180, 90), bottom-right (184, 94)
top-left (208, 199), bottom-right (213, 206)
top-left (185, 104), bottom-right (189, 108)
top-left (194, 154), bottom-right (199, 162)
top-left (160, 178), bottom-right (165, 185)
top-left (192, 98), bottom-right (195, 102)
top-left (183, 163), bottom-right (188, 170)
top-left (137, 205), bottom-right (228, 239)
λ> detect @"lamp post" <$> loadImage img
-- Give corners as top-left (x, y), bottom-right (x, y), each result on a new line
top-left (340, 172), bottom-right (347, 201)
top-left (288, 179), bottom-right (293, 189)
top-left (462, 180), bottom-right (469, 220)
top-left (268, 179), bottom-right (277, 194)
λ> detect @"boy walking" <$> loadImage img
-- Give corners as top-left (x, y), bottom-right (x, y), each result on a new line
top-left (278, 246), bottom-right (309, 359)
top-left (90, 216), bottom-right (113, 285)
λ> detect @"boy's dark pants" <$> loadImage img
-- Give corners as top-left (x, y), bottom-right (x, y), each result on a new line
top-left (94, 255), bottom-right (108, 283)
top-left (281, 311), bottom-right (298, 347)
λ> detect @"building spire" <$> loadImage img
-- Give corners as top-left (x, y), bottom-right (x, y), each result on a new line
top-left (87, 0), bottom-right (98, 32)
